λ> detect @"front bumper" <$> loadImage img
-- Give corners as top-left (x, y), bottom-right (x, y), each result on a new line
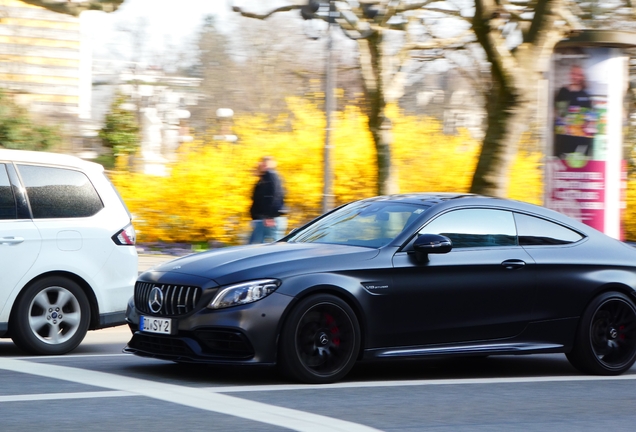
top-left (124, 291), bottom-right (294, 365)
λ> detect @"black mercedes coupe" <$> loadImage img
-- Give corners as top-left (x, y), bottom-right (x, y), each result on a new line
top-left (124, 194), bottom-right (636, 383)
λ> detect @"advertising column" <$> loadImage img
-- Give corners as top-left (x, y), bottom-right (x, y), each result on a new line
top-left (546, 34), bottom-right (632, 240)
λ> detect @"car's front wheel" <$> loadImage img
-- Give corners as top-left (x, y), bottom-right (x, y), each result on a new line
top-left (279, 294), bottom-right (360, 384)
top-left (567, 291), bottom-right (636, 375)
top-left (11, 276), bottom-right (91, 355)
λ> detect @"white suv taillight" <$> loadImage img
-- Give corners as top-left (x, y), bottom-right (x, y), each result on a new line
top-left (112, 223), bottom-right (136, 245)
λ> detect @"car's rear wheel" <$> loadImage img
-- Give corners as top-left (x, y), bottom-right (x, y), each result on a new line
top-left (11, 276), bottom-right (90, 355)
top-left (279, 294), bottom-right (360, 384)
top-left (567, 291), bottom-right (636, 375)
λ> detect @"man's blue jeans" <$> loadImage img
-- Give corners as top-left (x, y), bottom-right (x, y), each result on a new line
top-left (249, 217), bottom-right (288, 244)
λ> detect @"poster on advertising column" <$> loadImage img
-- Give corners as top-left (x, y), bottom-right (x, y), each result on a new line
top-left (546, 46), bottom-right (627, 239)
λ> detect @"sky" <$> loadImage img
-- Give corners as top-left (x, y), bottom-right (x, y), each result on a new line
top-left (81, 0), bottom-right (301, 66)
top-left (82, 0), bottom-right (234, 63)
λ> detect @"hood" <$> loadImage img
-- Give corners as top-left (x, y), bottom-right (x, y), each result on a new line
top-left (148, 242), bottom-right (380, 285)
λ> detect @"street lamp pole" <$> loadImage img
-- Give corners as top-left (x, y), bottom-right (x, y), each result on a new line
top-left (322, 0), bottom-right (336, 214)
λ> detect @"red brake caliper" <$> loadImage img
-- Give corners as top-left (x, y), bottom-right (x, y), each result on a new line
top-left (325, 314), bottom-right (340, 347)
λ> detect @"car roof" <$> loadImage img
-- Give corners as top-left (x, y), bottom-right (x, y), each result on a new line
top-left (0, 149), bottom-right (103, 172)
top-left (362, 192), bottom-right (595, 233)
top-left (361, 193), bottom-right (552, 213)
top-left (361, 193), bottom-right (483, 206)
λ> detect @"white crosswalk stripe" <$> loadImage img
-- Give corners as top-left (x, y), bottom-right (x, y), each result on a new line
top-left (0, 358), bottom-right (382, 432)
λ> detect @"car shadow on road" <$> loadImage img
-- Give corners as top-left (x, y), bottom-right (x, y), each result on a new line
top-left (117, 353), bottom-right (587, 387)
top-left (120, 360), bottom-right (285, 386)
top-left (347, 354), bottom-right (581, 382)
top-left (0, 340), bottom-right (25, 356)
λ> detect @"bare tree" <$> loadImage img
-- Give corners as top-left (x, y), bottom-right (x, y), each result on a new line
top-left (189, 10), bottom-right (356, 132)
top-left (187, 15), bottom-right (236, 132)
top-left (232, 1), bottom-right (474, 195)
top-left (467, 0), bottom-right (582, 196)
top-left (228, 13), bottom-right (323, 114)
top-left (230, 1), bottom-right (590, 198)
top-left (37, 0), bottom-right (633, 197)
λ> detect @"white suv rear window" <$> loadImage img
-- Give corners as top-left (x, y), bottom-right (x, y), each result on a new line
top-left (0, 164), bottom-right (16, 219)
top-left (18, 164), bottom-right (104, 218)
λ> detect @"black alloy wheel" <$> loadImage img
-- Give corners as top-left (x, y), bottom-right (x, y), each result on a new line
top-left (279, 294), bottom-right (360, 384)
top-left (567, 291), bottom-right (636, 375)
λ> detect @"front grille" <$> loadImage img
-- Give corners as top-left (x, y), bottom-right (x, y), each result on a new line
top-left (135, 282), bottom-right (202, 317)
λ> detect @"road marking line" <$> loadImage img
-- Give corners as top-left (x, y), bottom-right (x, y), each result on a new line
top-left (8, 374), bottom-right (631, 404)
top-left (0, 358), bottom-right (381, 432)
top-left (9, 353), bottom-right (130, 360)
top-left (201, 373), bottom-right (636, 393)
top-left (0, 391), bottom-right (135, 403)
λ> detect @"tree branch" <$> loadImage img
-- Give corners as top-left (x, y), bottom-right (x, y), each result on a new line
top-left (554, 0), bottom-right (585, 30)
top-left (396, 0), bottom-right (441, 13)
top-left (403, 30), bottom-right (475, 50)
top-left (232, 5), bottom-right (301, 20)
top-left (422, 7), bottom-right (473, 24)
top-left (380, 0), bottom-right (439, 26)
top-left (444, 48), bottom-right (491, 97)
top-left (473, 0), bottom-right (517, 90)
top-left (525, 0), bottom-right (552, 45)
top-left (18, 0), bottom-right (124, 16)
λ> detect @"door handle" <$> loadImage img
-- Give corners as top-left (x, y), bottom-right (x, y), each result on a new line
top-left (0, 236), bottom-right (25, 245)
top-left (501, 259), bottom-right (526, 270)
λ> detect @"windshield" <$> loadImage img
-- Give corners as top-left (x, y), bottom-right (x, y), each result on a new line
top-left (286, 201), bottom-right (427, 248)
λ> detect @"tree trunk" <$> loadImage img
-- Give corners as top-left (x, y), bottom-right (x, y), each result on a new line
top-left (358, 32), bottom-right (399, 196)
top-left (470, 0), bottom-right (566, 197)
top-left (470, 80), bottom-right (534, 197)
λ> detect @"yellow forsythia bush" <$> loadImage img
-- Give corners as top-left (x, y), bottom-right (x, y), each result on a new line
top-left (624, 179), bottom-right (636, 240)
top-left (110, 143), bottom-right (252, 245)
top-left (109, 99), bottom-right (553, 246)
top-left (391, 105), bottom-right (479, 193)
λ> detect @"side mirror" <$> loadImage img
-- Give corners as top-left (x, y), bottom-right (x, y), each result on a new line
top-left (413, 234), bottom-right (452, 261)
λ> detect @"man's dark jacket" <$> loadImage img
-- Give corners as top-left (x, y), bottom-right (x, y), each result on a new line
top-left (250, 170), bottom-right (284, 220)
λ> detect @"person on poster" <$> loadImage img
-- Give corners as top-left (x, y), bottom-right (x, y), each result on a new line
top-left (554, 63), bottom-right (596, 158)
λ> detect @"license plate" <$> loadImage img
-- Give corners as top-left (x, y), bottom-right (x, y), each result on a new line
top-left (140, 315), bottom-right (172, 335)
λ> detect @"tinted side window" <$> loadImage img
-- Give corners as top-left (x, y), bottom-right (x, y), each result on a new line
top-left (514, 213), bottom-right (583, 245)
top-left (0, 164), bottom-right (17, 219)
top-left (18, 164), bottom-right (104, 218)
top-left (421, 209), bottom-right (517, 248)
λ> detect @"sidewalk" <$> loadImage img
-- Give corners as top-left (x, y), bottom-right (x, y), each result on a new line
top-left (137, 253), bottom-right (181, 273)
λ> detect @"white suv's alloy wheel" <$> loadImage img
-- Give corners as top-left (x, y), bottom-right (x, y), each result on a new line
top-left (11, 276), bottom-right (90, 355)
top-left (28, 286), bottom-right (83, 345)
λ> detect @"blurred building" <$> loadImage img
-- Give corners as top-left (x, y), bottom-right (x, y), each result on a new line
top-left (401, 69), bottom-right (486, 140)
top-left (0, 0), bottom-right (87, 119)
top-left (0, 0), bottom-right (201, 171)
top-left (92, 61), bottom-right (202, 175)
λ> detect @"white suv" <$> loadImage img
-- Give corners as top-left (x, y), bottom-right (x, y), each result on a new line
top-left (0, 149), bottom-right (138, 355)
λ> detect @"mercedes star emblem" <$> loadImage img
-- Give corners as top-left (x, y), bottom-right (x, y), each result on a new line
top-left (148, 286), bottom-right (164, 313)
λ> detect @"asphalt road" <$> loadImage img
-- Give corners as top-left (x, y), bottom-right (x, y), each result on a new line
top-left (0, 254), bottom-right (635, 431)
top-left (2, 327), bottom-right (636, 431)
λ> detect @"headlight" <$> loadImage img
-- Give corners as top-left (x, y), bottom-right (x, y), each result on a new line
top-left (208, 279), bottom-right (280, 309)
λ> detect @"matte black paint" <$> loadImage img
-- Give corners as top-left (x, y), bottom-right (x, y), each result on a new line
top-left (125, 194), bottom-right (636, 373)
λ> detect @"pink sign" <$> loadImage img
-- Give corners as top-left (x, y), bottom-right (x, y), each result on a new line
top-left (547, 159), bottom-right (606, 231)
top-left (547, 46), bottom-right (627, 239)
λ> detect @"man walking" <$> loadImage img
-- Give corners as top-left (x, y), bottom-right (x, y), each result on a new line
top-left (249, 156), bottom-right (287, 243)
